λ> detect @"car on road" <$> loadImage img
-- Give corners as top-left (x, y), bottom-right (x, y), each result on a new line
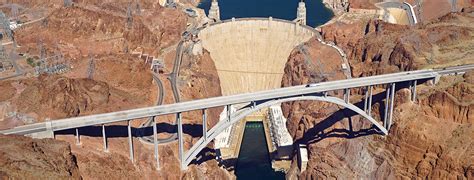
top-left (306, 83), bottom-right (319, 87)
top-left (183, 8), bottom-right (197, 17)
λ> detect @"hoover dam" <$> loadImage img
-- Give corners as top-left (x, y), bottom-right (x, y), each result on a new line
top-left (199, 18), bottom-right (316, 95)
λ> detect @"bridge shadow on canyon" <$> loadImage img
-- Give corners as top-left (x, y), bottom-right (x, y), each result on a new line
top-left (55, 122), bottom-right (203, 138)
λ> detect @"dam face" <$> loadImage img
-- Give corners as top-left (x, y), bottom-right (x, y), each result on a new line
top-left (199, 18), bottom-right (315, 95)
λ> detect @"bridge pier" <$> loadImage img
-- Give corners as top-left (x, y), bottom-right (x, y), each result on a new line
top-left (344, 89), bottom-right (350, 103)
top-left (384, 85), bottom-right (390, 128)
top-left (364, 87), bottom-right (369, 112)
top-left (177, 113), bottom-right (186, 170)
top-left (226, 105), bottom-right (231, 122)
top-left (388, 83), bottom-right (396, 130)
top-left (102, 124), bottom-right (108, 152)
top-left (128, 120), bottom-right (134, 163)
top-left (410, 80), bottom-right (417, 102)
top-left (202, 109), bottom-right (207, 141)
top-left (368, 86), bottom-right (373, 115)
top-left (153, 117), bottom-right (160, 170)
top-left (75, 128), bottom-right (81, 145)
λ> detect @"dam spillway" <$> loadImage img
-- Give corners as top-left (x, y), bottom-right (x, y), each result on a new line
top-left (198, 18), bottom-right (316, 95)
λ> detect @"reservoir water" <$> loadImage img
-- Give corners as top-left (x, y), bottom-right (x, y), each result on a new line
top-left (235, 122), bottom-right (285, 180)
top-left (198, 0), bottom-right (334, 27)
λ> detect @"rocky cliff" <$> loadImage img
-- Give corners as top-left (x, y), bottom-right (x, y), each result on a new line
top-left (321, 12), bottom-right (474, 77)
top-left (0, 135), bottom-right (81, 179)
top-left (283, 11), bottom-right (474, 179)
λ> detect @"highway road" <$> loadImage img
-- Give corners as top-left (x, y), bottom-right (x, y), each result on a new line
top-left (1, 64), bottom-right (472, 136)
top-left (138, 40), bottom-right (186, 144)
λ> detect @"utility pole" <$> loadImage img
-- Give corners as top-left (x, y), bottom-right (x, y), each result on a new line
top-left (37, 40), bottom-right (47, 74)
top-left (126, 4), bottom-right (133, 29)
top-left (11, 5), bottom-right (18, 21)
top-left (64, 0), bottom-right (73, 7)
top-left (0, 44), bottom-right (7, 72)
top-left (87, 54), bottom-right (95, 79)
top-left (135, 1), bottom-right (141, 15)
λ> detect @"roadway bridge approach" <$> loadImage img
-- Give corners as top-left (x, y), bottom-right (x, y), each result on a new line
top-left (1, 64), bottom-right (472, 170)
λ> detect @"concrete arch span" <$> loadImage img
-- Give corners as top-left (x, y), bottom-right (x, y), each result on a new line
top-left (198, 18), bottom-right (317, 96)
top-left (182, 95), bottom-right (388, 169)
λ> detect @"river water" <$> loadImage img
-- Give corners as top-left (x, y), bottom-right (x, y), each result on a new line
top-left (198, 0), bottom-right (334, 27)
top-left (197, 0), bottom-right (333, 179)
top-left (234, 122), bottom-right (285, 179)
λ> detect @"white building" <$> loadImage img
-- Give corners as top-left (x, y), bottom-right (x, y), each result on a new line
top-left (298, 144), bottom-right (308, 172)
top-left (214, 105), bottom-right (236, 149)
top-left (268, 105), bottom-right (294, 159)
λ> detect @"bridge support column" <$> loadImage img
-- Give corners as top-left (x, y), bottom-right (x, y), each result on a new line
top-left (102, 124), bottom-right (108, 152)
top-left (388, 83), bottom-right (396, 130)
top-left (411, 80), bottom-right (417, 102)
top-left (177, 113), bottom-right (186, 170)
top-left (364, 87), bottom-right (369, 112)
top-left (128, 120), bottom-right (134, 163)
top-left (384, 85), bottom-right (390, 129)
top-left (153, 117), bottom-right (159, 170)
top-left (75, 128), bottom-right (81, 145)
top-left (368, 85), bottom-right (373, 115)
top-left (344, 89), bottom-right (350, 103)
top-left (202, 109), bottom-right (207, 141)
top-left (226, 105), bottom-right (231, 122)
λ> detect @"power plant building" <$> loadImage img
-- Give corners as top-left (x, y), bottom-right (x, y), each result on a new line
top-left (268, 105), bottom-right (293, 159)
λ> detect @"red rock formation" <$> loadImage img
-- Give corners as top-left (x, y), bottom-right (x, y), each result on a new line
top-left (283, 12), bottom-right (474, 179)
top-left (0, 135), bottom-right (81, 179)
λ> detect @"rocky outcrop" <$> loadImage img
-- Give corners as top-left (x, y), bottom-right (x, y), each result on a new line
top-left (15, 75), bottom-right (111, 119)
top-left (16, 2), bottom-right (187, 56)
top-left (322, 0), bottom-right (349, 15)
top-left (321, 12), bottom-right (474, 78)
top-left (283, 12), bottom-right (474, 179)
top-left (0, 135), bottom-right (81, 179)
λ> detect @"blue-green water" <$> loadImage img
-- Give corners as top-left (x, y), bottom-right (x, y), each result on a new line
top-left (235, 122), bottom-right (285, 180)
top-left (198, 0), bottom-right (334, 27)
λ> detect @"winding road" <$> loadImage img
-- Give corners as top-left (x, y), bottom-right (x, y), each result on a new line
top-left (138, 40), bottom-right (186, 144)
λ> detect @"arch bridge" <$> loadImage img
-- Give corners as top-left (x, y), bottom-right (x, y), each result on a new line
top-left (0, 64), bottom-right (472, 170)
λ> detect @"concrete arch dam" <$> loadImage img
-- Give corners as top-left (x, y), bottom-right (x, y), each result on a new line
top-left (198, 18), bottom-right (316, 95)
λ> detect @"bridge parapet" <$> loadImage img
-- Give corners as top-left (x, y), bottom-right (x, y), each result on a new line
top-left (0, 65), bottom-right (473, 170)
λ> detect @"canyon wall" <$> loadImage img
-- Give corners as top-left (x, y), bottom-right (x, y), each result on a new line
top-left (283, 11), bottom-right (474, 179)
top-left (0, 134), bottom-right (81, 179)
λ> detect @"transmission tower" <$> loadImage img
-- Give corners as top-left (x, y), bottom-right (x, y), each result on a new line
top-left (64, 0), bottom-right (73, 7)
top-left (37, 40), bottom-right (47, 74)
top-left (11, 5), bottom-right (18, 21)
top-left (135, 1), bottom-right (142, 15)
top-left (87, 54), bottom-right (95, 79)
top-left (0, 44), bottom-right (5, 60)
top-left (0, 12), bottom-right (14, 42)
top-left (126, 5), bottom-right (133, 29)
top-left (0, 44), bottom-right (7, 71)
